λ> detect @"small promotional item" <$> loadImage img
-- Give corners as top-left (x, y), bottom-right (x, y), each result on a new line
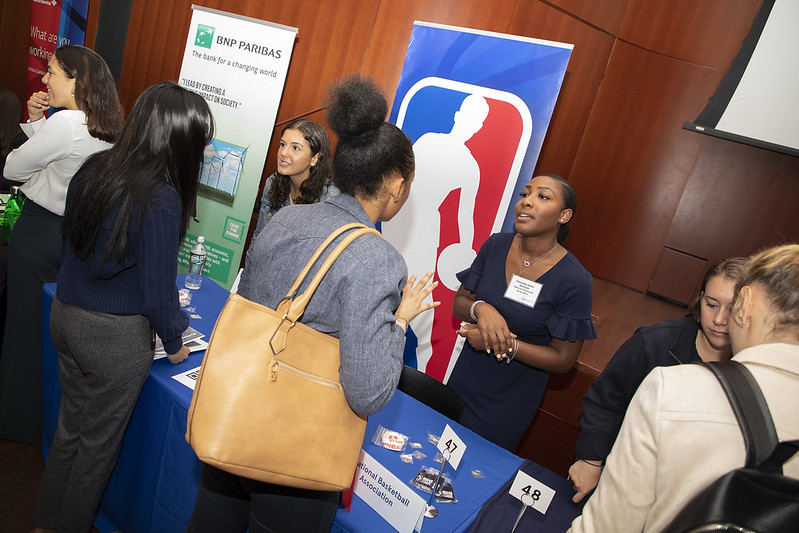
top-left (410, 466), bottom-right (458, 503)
top-left (178, 288), bottom-right (192, 307)
top-left (371, 425), bottom-right (409, 452)
top-left (423, 424), bottom-right (466, 518)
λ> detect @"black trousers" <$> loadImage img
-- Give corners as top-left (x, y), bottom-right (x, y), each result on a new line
top-left (0, 200), bottom-right (62, 442)
top-left (186, 464), bottom-right (340, 533)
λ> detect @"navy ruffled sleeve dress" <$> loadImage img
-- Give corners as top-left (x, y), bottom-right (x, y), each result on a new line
top-left (447, 232), bottom-right (596, 451)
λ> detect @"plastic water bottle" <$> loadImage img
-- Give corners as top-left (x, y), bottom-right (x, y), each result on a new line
top-left (185, 236), bottom-right (207, 290)
top-left (2, 186), bottom-right (24, 243)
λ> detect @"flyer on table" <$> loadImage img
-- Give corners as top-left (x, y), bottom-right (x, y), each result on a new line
top-left (176, 6), bottom-right (297, 289)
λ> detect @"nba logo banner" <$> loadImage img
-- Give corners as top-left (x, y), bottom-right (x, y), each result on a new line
top-left (382, 21), bottom-right (572, 381)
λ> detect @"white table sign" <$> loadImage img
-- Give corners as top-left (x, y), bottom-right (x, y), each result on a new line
top-left (353, 450), bottom-right (427, 533)
top-left (172, 366), bottom-right (203, 390)
top-left (509, 469), bottom-right (556, 514)
top-left (437, 424), bottom-right (466, 469)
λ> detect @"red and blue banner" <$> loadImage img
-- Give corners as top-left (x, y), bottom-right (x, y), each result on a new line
top-left (27, 0), bottom-right (89, 115)
top-left (382, 22), bottom-right (572, 381)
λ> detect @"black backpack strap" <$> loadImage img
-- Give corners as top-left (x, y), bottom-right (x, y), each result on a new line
top-left (760, 440), bottom-right (799, 473)
top-left (700, 361), bottom-right (779, 468)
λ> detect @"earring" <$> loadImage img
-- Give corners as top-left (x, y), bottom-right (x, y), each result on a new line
top-left (734, 313), bottom-right (749, 327)
top-left (391, 195), bottom-right (399, 203)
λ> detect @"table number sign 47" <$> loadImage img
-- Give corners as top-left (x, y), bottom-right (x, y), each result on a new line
top-left (437, 424), bottom-right (466, 469)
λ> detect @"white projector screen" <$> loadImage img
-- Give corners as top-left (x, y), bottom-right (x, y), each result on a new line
top-left (684, 0), bottom-right (799, 157)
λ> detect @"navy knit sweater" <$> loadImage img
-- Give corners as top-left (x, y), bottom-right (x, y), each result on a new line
top-left (55, 171), bottom-right (188, 355)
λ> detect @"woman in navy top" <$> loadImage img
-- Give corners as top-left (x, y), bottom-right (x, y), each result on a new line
top-left (33, 82), bottom-right (214, 532)
top-left (448, 174), bottom-right (596, 451)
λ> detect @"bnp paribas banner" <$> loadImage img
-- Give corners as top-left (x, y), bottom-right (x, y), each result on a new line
top-left (382, 21), bottom-right (572, 381)
top-left (27, 0), bottom-right (89, 114)
top-left (177, 6), bottom-right (297, 289)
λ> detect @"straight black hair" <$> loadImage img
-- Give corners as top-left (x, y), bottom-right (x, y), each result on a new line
top-left (63, 82), bottom-right (214, 262)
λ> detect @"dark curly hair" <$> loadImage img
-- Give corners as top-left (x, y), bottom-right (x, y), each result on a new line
top-left (266, 119), bottom-right (333, 215)
top-left (324, 74), bottom-right (414, 198)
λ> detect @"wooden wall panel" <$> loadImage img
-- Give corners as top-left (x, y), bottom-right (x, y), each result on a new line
top-left (647, 247), bottom-right (707, 305)
top-left (516, 367), bottom-right (595, 477)
top-left (666, 135), bottom-right (799, 262)
top-left (545, 0), bottom-right (628, 35)
top-left (567, 40), bottom-right (726, 291)
top-left (0, 0), bottom-right (32, 102)
top-left (618, 0), bottom-right (763, 68)
top-left (508, 3), bottom-right (615, 177)
top-left (119, 0), bottom-right (381, 118)
top-left (83, 0), bottom-right (102, 49)
top-left (363, 0), bottom-right (518, 107)
top-left (118, 0), bottom-right (191, 111)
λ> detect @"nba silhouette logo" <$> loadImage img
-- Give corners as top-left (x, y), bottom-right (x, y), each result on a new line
top-left (382, 77), bottom-right (532, 381)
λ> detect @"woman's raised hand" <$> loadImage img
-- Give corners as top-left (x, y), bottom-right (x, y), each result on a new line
top-left (395, 270), bottom-right (439, 327)
top-left (27, 91), bottom-right (50, 122)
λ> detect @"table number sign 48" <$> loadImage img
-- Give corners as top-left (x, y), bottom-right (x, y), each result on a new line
top-left (509, 469), bottom-right (556, 514)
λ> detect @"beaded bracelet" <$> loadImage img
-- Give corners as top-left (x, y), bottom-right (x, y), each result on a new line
top-left (469, 300), bottom-right (485, 322)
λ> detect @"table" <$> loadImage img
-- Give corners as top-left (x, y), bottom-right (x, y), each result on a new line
top-left (331, 396), bottom-right (582, 533)
top-left (41, 277), bottom-right (582, 532)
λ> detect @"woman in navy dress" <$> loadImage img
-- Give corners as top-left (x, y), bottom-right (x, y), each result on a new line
top-left (448, 174), bottom-right (596, 451)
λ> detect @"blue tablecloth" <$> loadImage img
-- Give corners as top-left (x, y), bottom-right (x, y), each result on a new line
top-left (41, 276), bottom-right (582, 532)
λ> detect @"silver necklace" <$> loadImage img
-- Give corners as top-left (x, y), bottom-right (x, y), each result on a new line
top-left (518, 239), bottom-right (558, 274)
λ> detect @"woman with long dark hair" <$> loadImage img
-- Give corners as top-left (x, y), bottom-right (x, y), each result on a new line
top-left (186, 74), bottom-right (438, 533)
top-left (0, 45), bottom-right (124, 442)
top-left (32, 82), bottom-right (214, 532)
top-left (252, 119), bottom-right (337, 239)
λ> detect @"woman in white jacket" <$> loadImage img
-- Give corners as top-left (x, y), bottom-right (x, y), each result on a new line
top-left (569, 243), bottom-right (799, 533)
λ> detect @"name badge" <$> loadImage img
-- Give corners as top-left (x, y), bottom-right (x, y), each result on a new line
top-left (504, 274), bottom-right (543, 308)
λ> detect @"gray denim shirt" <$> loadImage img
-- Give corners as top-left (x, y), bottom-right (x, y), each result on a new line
top-left (239, 193), bottom-right (407, 416)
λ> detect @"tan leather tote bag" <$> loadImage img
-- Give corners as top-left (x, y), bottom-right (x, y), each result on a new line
top-left (186, 223), bottom-right (380, 491)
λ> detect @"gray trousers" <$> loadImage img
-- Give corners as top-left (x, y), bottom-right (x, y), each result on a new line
top-left (35, 297), bottom-right (154, 532)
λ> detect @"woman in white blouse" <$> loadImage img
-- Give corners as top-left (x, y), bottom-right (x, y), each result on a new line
top-left (0, 45), bottom-right (123, 442)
